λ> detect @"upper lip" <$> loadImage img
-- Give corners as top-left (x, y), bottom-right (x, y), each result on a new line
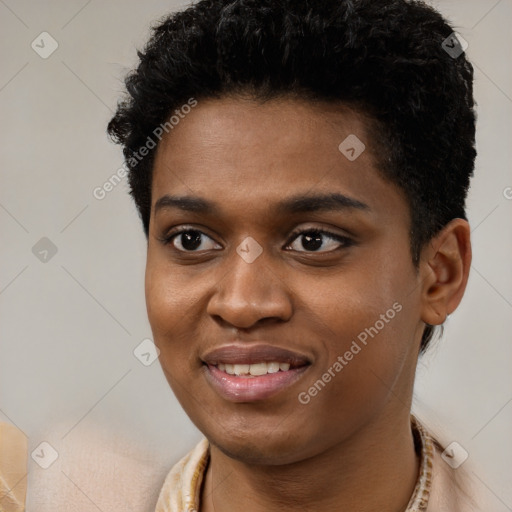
top-left (202, 343), bottom-right (311, 367)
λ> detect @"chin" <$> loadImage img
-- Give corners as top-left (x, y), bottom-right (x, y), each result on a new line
top-left (205, 423), bottom-right (316, 466)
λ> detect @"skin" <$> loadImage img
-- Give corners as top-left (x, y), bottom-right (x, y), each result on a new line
top-left (145, 96), bottom-right (471, 512)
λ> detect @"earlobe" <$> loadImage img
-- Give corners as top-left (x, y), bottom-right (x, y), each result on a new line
top-left (419, 219), bottom-right (472, 326)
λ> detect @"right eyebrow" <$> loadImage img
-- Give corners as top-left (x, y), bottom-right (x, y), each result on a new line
top-left (154, 195), bottom-right (219, 215)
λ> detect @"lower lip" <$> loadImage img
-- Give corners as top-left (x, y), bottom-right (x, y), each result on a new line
top-left (204, 364), bottom-right (310, 402)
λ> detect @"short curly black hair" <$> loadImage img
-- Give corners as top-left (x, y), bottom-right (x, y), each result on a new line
top-left (107, 0), bottom-right (476, 352)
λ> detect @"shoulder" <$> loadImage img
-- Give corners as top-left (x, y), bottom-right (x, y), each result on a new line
top-left (0, 422), bottom-right (27, 512)
top-left (155, 438), bottom-right (210, 512)
top-left (410, 415), bottom-right (492, 512)
top-left (25, 422), bottom-right (167, 512)
top-left (427, 435), bottom-right (492, 511)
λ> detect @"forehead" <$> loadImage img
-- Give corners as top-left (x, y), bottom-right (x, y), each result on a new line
top-left (150, 96), bottom-right (406, 222)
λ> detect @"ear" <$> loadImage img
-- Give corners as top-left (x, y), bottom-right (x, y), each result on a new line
top-left (419, 218), bottom-right (472, 326)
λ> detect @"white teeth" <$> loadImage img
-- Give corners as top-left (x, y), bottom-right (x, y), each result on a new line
top-left (217, 362), bottom-right (293, 376)
top-left (267, 362), bottom-right (280, 373)
top-left (234, 364), bottom-right (250, 376)
top-left (249, 363), bottom-right (268, 376)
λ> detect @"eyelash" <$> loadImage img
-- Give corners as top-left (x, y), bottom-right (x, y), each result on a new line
top-left (159, 226), bottom-right (354, 254)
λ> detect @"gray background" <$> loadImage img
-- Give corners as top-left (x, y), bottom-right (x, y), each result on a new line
top-left (0, 0), bottom-right (511, 510)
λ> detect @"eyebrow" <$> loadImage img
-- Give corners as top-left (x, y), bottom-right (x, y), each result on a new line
top-left (153, 192), bottom-right (370, 215)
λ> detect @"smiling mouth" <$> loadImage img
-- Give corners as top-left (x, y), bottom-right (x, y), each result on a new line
top-left (202, 343), bottom-right (312, 400)
top-left (211, 361), bottom-right (300, 377)
top-left (204, 361), bottom-right (311, 402)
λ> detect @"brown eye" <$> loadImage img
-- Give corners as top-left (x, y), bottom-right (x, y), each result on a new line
top-left (287, 229), bottom-right (353, 253)
top-left (162, 228), bottom-right (222, 252)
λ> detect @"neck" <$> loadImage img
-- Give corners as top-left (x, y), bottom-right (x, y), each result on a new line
top-left (202, 411), bottom-right (420, 512)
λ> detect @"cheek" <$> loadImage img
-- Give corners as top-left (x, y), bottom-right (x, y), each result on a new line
top-left (145, 248), bottom-right (203, 330)
top-left (145, 256), bottom-right (198, 364)
top-left (303, 257), bottom-right (407, 346)
top-left (144, 260), bottom-right (200, 403)
top-left (145, 260), bottom-right (176, 337)
top-left (297, 255), bottom-right (416, 411)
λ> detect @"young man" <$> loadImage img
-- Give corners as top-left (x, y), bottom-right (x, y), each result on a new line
top-left (108, 0), bottom-right (485, 510)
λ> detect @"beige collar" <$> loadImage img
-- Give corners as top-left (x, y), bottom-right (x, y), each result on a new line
top-left (406, 415), bottom-right (435, 511)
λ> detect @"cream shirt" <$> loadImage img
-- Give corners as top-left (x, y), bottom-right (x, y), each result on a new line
top-left (0, 423), bottom-right (27, 512)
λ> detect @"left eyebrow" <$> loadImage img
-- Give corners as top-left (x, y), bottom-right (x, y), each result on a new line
top-left (274, 192), bottom-right (370, 214)
top-left (153, 192), bottom-right (370, 216)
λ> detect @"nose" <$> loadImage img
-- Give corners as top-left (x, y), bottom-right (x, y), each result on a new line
top-left (206, 242), bottom-right (293, 329)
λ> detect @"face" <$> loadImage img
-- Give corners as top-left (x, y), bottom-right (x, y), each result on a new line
top-left (145, 96), bottom-right (426, 465)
